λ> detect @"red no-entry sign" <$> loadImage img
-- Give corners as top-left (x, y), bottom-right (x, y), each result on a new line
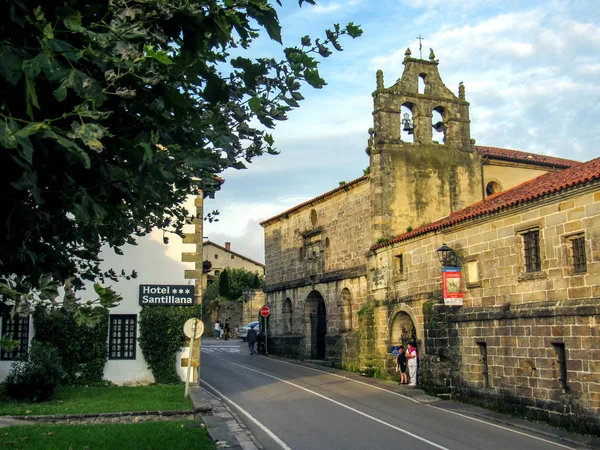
top-left (260, 305), bottom-right (270, 317)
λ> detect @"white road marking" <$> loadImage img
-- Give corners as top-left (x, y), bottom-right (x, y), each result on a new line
top-left (268, 357), bottom-right (421, 404)
top-left (202, 379), bottom-right (293, 450)
top-left (223, 359), bottom-right (449, 450)
top-left (256, 357), bottom-right (577, 449)
top-left (427, 405), bottom-right (577, 450)
top-left (202, 347), bottom-right (241, 354)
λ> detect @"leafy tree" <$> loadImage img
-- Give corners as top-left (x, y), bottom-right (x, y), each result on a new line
top-left (219, 269), bottom-right (230, 297)
top-left (205, 268), bottom-right (263, 302)
top-left (0, 0), bottom-right (362, 297)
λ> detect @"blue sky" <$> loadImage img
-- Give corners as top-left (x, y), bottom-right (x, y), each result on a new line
top-left (201, 0), bottom-right (600, 263)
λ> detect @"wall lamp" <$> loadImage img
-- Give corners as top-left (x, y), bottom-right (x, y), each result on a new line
top-left (436, 243), bottom-right (461, 268)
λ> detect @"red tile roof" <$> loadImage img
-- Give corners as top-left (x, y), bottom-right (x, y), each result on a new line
top-left (476, 146), bottom-right (579, 168)
top-left (371, 156), bottom-right (600, 251)
top-left (260, 175), bottom-right (370, 226)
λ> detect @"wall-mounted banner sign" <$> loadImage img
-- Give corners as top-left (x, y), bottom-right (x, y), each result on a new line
top-left (139, 285), bottom-right (196, 306)
top-left (442, 267), bottom-right (463, 306)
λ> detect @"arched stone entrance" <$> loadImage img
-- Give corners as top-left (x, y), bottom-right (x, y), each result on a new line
top-left (305, 290), bottom-right (326, 359)
top-left (390, 311), bottom-right (417, 347)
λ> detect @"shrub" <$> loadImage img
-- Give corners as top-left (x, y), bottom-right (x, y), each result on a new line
top-left (32, 307), bottom-right (108, 384)
top-left (138, 306), bottom-right (203, 384)
top-left (5, 341), bottom-right (65, 401)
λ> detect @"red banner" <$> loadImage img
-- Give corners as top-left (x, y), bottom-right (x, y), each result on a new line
top-left (442, 267), bottom-right (463, 306)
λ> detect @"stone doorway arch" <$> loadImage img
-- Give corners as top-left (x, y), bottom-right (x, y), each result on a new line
top-left (390, 311), bottom-right (417, 348)
top-left (305, 290), bottom-right (326, 359)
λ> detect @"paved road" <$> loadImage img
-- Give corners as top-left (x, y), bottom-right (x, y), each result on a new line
top-left (199, 339), bottom-right (586, 450)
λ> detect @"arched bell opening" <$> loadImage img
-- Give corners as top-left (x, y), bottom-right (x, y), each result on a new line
top-left (401, 103), bottom-right (416, 143)
top-left (432, 106), bottom-right (447, 144)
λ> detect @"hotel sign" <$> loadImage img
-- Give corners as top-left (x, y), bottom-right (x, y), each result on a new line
top-left (139, 284), bottom-right (196, 306)
top-left (442, 267), bottom-right (463, 306)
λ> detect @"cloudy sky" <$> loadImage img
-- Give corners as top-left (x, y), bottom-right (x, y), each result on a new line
top-left (100, 0), bottom-right (600, 296)
top-left (201, 0), bottom-right (600, 264)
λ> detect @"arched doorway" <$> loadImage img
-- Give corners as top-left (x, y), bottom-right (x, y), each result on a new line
top-left (305, 290), bottom-right (326, 359)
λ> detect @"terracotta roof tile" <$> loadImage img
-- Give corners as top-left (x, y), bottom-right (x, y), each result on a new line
top-left (260, 175), bottom-right (370, 226)
top-left (372, 156), bottom-right (600, 251)
top-left (476, 146), bottom-right (579, 168)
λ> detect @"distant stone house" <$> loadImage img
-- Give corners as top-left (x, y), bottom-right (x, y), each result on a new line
top-left (260, 50), bottom-right (599, 433)
top-left (202, 240), bottom-right (265, 281)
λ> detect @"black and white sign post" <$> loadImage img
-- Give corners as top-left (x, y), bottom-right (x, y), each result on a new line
top-left (183, 318), bottom-right (203, 397)
top-left (260, 305), bottom-right (270, 355)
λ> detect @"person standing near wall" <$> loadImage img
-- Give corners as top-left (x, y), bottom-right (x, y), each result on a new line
top-left (214, 320), bottom-right (221, 339)
top-left (396, 345), bottom-right (408, 385)
top-left (247, 325), bottom-right (258, 355)
top-left (406, 343), bottom-right (418, 386)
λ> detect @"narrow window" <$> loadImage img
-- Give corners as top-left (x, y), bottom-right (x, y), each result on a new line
top-left (231, 255), bottom-right (235, 260)
top-left (523, 230), bottom-right (541, 272)
top-left (553, 343), bottom-right (567, 390)
top-left (396, 254), bottom-right (404, 274)
top-left (571, 236), bottom-right (587, 273)
top-left (477, 342), bottom-right (489, 388)
top-left (214, 254), bottom-right (218, 259)
top-left (109, 315), bottom-right (137, 360)
top-left (310, 209), bottom-right (318, 226)
top-left (0, 312), bottom-right (29, 361)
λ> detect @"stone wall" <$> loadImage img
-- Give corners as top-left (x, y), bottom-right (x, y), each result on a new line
top-left (370, 186), bottom-right (600, 433)
top-left (263, 179), bottom-right (371, 288)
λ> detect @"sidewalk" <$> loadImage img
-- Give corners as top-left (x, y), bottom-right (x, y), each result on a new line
top-left (189, 386), bottom-right (261, 450)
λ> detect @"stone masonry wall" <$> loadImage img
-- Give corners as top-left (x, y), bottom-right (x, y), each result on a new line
top-left (369, 186), bottom-right (600, 432)
top-left (263, 179), bottom-right (371, 288)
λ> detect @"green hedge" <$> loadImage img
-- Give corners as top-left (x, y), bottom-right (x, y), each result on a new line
top-left (32, 307), bottom-right (108, 384)
top-left (138, 306), bottom-right (203, 384)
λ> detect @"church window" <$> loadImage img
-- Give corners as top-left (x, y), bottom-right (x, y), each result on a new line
top-left (0, 309), bottom-right (29, 361)
top-left (214, 254), bottom-right (218, 259)
top-left (310, 209), bottom-right (318, 226)
top-left (552, 343), bottom-right (567, 390)
top-left (109, 315), bottom-right (137, 360)
top-left (571, 236), bottom-right (587, 273)
top-left (231, 255), bottom-right (235, 260)
top-left (486, 181), bottom-right (502, 197)
top-left (396, 254), bottom-right (404, 274)
top-left (522, 230), bottom-right (541, 273)
top-left (325, 237), bottom-right (330, 248)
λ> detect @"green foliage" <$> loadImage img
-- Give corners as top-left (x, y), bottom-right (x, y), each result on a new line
top-left (207, 268), bottom-right (264, 302)
top-left (138, 306), bottom-right (202, 384)
top-left (33, 306), bottom-right (108, 384)
top-left (0, 421), bottom-right (214, 450)
top-left (4, 341), bottom-right (65, 402)
top-left (339, 181), bottom-right (347, 185)
top-left (0, 385), bottom-right (191, 416)
top-left (406, 226), bottom-right (414, 232)
top-left (375, 237), bottom-right (390, 245)
top-left (0, 0), bottom-right (362, 292)
top-left (363, 166), bottom-right (371, 175)
top-left (219, 269), bottom-right (230, 297)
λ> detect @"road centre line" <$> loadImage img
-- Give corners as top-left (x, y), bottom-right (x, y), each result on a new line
top-left (202, 379), bottom-right (293, 450)
top-left (253, 356), bottom-right (578, 449)
top-left (426, 404), bottom-right (576, 450)
top-left (220, 359), bottom-right (449, 450)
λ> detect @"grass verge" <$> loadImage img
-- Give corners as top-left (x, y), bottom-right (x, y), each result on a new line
top-left (0, 384), bottom-right (192, 416)
top-left (0, 420), bottom-right (215, 450)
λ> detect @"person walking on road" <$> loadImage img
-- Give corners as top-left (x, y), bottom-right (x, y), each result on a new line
top-left (396, 345), bottom-right (408, 384)
top-left (247, 325), bottom-right (258, 355)
top-left (224, 320), bottom-right (231, 340)
top-left (406, 343), bottom-right (418, 386)
top-left (214, 320), bottom-right (221, 339)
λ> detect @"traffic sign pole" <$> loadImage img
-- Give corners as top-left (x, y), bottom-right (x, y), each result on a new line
top-left (184, 322), bottom-right (196, 397)
top-left (260, 306), bottom-right (270, 355)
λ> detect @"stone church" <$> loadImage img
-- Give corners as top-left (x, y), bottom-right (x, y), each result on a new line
top-left (260, 49), bottom-right (600, 433)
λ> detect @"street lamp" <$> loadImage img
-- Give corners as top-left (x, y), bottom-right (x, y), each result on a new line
top-left (436, 243), bottom-right (461, 268)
